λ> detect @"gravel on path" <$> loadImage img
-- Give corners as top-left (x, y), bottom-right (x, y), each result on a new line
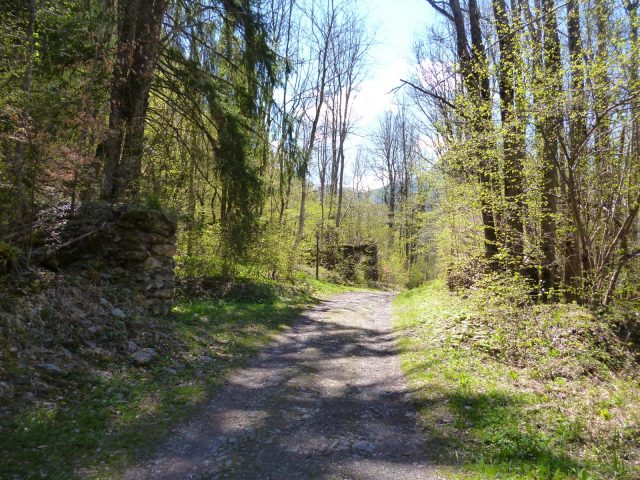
top-left (122, 291), bottom-right (445, 480)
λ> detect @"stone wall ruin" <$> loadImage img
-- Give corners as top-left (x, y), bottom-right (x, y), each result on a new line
top-left (40, 204), bottom-right (177, 315)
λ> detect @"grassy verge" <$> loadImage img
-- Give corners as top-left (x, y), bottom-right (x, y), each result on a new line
top-left (393, 280), bottom-right (640, 480)
top-left (0, 276), bottom-right (355, 479)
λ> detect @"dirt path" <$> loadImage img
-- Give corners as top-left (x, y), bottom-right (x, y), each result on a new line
top-left (122, 291), bottom-right (442, 479)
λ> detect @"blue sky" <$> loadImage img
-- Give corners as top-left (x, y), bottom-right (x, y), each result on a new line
top-left (346, 0), bottom-right (435, 188)
top-left (353, 0), bottom-right (434, 129)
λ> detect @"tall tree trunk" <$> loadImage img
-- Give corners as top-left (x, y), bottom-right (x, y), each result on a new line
top-left (99, 0), bottom-right (167, 203)
top-left (625, 0), bottom-right (639, 245)
top-left (388, 170), bottom-right (396, 230)
top-left (493, 0), bottom-right (525, 261)
top-left (540, 0), bottom-right (562, 295)
top-left (13, 0), bottom-right (36, 231)
top-left (562, 0), bottom-right (587, 288)
top-left (335, 147), bottom-right (346, 227)
top-left (295, 5), bottom-right (333, 245)
top-left (432, 0), bottom-right (499, 262)
top-left (296, 179), bottom-right (308, 242)
top-left (186, 151), bottom-right (196, 256)
top-left (335, 83), bottom-right (353, 228)
top-left (469, 0), bottom-right (499, 263)
top-left (328, 105), bottom-right (338, 219)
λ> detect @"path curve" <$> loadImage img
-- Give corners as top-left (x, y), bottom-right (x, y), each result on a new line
top-left (123, 291), bottom-right (441, 479)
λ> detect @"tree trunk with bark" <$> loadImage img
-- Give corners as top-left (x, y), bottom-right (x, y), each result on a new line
top-left (539, 0), bottom-right (562, 296)
top-left (493, 0), bottom-right (525, 260)
top-left (99, 0), bottom-right (167, 203)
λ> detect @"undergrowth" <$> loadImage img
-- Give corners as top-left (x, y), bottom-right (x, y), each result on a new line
top-left (393, 280), bottom-right (640, 480)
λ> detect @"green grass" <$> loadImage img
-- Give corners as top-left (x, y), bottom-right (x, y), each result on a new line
top-left (295, 271), bottom-right (370, 296)
top-left (0, 276), bottom-right (354, 479)
top-left (393, 281), bottom-right (640, 480)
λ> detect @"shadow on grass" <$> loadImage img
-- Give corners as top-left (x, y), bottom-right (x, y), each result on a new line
top-left (411, 389), bottom-right (584, 479)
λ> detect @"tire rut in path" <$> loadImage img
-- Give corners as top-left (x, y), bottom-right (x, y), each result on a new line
top-left (123, 291), bottom-right (442, 479)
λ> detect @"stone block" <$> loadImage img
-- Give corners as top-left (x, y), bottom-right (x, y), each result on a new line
top-left (151, 244), bottom-right (177, 257)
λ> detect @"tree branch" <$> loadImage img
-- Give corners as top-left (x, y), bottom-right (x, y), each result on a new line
top-left (397, 79), bottom-right (466, 118)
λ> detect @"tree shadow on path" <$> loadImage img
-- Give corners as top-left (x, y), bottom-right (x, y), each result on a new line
top-left (121, 292), bottom-right (447, 479)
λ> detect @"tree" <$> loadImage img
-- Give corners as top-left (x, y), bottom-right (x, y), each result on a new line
top-left (328, 7), bottom-right (369, 228)
top-left (423, 0), bottom-right (498, 263)
top-left (492, 0), bottom-right (525, 261)
top-left (99, 0), bottom-right (167, 203)
top-left (295, 0), bottom-right (337, 245)
top-left (372, 111), bottom-right (400, 229)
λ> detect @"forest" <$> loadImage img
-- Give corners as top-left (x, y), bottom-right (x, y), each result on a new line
top-left (1, 0), bottom-right (640, 478)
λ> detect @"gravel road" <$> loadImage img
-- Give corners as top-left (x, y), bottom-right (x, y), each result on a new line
top-left (122, 291), bottom-right (443, 479)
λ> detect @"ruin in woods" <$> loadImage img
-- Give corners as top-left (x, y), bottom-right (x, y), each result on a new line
top-left (322, 243), bottom-right (379, 283)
